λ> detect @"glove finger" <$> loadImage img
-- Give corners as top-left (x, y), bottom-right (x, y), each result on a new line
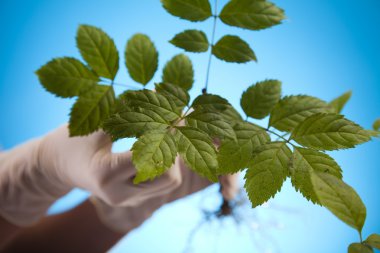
top-left (219, 173), bottom-right (240, 201)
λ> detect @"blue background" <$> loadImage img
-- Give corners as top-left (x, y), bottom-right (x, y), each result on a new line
top-left (0, 0), bottom-right (379, 252)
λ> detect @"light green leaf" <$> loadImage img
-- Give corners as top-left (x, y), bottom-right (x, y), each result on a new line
top-left (328, 90), bottom-right (352, 114)
top-left (132, 130), bottom-right (177, 184)
top-left (221, 105), bottom-right (244, 122)
top-left (218, 122), bottom-right (270, 174)
top-left (170, 29), bottom-right (209, 52)
top-left (192, 94), bottom-right (229, 111)
top-left (269, 95), bottom-right (331, 132)
top-left (311, 173), bottom-right (366, 232)
top-left (125, 34), bottom-right (158, 85)
top-left (365, 234), bottom-right (380, 249)
top-left (76, 25), bottom-right (119, 80)
top-left (241, 79), bottom-right (281, 119)
top-left (185, 109), bottom-right (236, 139)
top-left (161, 0), bottom-right (212, 22)
top-left (244, 142), bottom-right (292, 207)
top-left (69, 85), bottom-right (115, 136)
top-left (212, 35), bottom-right (257, 63)
top-left (290, 147), bottom-right (342, 204)
top-left (155, 82), bottom-right (190, 113)
top-left (373, 119), bottom-right (380, 131)
top-left (162, 54), bottom-right (194, 90)
top-left (36, 57), bottom-right (98, 98)
top-left (348, 243), bottom-right (374, 253)
top-left (103, 107), bottom-right (170, 140)
top-left (291, 113), bottom-right (372, 151)
top-left (176, 126), bottom-right (218, 182)
top-left (219, 0), bottom-right (285, 31)
top-left (122, 89), bottom-right (180, 122)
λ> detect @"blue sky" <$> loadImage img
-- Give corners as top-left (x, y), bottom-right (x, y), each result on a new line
top-left (0, 1), bottom-right (379, 252)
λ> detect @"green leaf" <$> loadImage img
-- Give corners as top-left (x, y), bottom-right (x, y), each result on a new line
top-left (125, 34), bottom-right (158, 85)
top-left (69, 85), bottom-right (115, 136)
top-left (103, 107), bottom-right (170, 140)
top-left (348, 243), bottom-right (374, 253)
top-left (219, 0), bottom-right (285, 31)
top-left (311, 173), bottom-right (366, 232)
top-left (328, 90), bottom-right (352, 114)
top-left (244, 142), bottom-right (292, 207)
top-left (155, 82), bottom-right (190, 113)
top-left (76, 25), bottom-right (119, 80)
top-left (364, 234), bottom-right (380, 249)
top-left (185, 109), bottom-right (236, 139)
top-left (291, 113), bottom-right (372, 151)
top-left (176, 126), bottom-right (218, 182)
top-left (269, 95), bottom-right (331, 132)
top-left (290, 147), bottom-right (342, 204)
top-left (36, 57), bottom-right (99, 98)
top-left (132, 130), bottom-right (177, 183)
top-left (162, 54), bottom-right (194, 91)
top-left (191, 94), bottom-right (229, 111)
top-left (161, 0), bottom-right (212, 22)
top-left (122, 89), bottom-right (180, 122)
top-left (218, 122), bottom-right (270, 174)
top-left (221, 105), bottom-right (244, 122)
top-left (241, 79), bottom-right (281, 119)
top-left (212, 35), bottom-right (257, 63)
top-left (170, 29), bottom-right (209, 52)
top-left (373, 118), bottom-right (380, 131)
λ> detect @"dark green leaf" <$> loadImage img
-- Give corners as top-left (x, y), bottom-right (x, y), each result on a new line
top-left (244, 142), bottom-right (292, 207)
top-left (269, 95), bottom-right (331, 132)
top-left (219, 0), bottom-right (285, 31)
top-left (36, 57), bottom-right (98, 98)
top-left (132, 130), bottom-right (177, 183)
top-left (69, 85), bottom-right (115, 136)
top-left (212, 35), bottom-right (257, 63)
top-left (365, 234), bottom-right (380, 249)
top-left (162, 54), bottom-right (194, 90)
top-left (291, 113), bottom-right (372, 151)
top-left (191, 94), bottom-right (229, 111)
top-left (161, 0), bottom-right (212, 22)
top-left (241, 79), bottom-right (281, 119)
top-left (328, 90), bottom-right (352, 114)
top-left (125, 34), bottom-right (158, 85)
top-left (155, 82), bottom-right (190, 113)
top-left (76, 25), bottom-right (119, 80)
top-left (170, 29), bottom-right (209, 52)
top-left (373, 119), bottom-right (380, 131)
top-left (348, 243), bottom-right (374, 253)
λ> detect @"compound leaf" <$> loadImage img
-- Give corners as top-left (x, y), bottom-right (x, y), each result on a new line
top-left (290, 147), bottom-right (342, 204)
top-left (219, 0), bottom-right (285, 31)
top-left (218, 122), bottom-right (270, 174)
top-left (328, 90), bottom-right (352, 114)
top-left (291, 113), bottom-right (372, 151)
top-left (125, 34), bottom-right (158, 85)
top-left (348, 243), bottom-right (374, 253)
top-left (311, 173), bottom-right (366, 233)
top-left (122, 89), bottom-right (180, 122)
top-left (212, 35), bottom-right (257, 63)
top-left (103, 107), bottom-right (169, 140)
top-left (176, 126), bottom-right (218, 182)
top-left (155, 82), bottom-right (190, 113)
top-left (269, 95), bottom-right (331, 132)
top-left (36, 57), bottom-right (98, 98)
top-left (162, 54), bottom-right (194, 91)
top-left (76, 25), bottom-right (119, 80)
top-left (69, 85), bottom-right (115, 136)
top-left (185, 109), bottom-right (236, 139)
top-left (161, 0), bottom-right (212, 22)
top-left (365, 234), bottom-right (380, 249)
top-left (132, 130), bottom-right (177, 184)
top-left (170, 29), bottom-right (209, 52)
top-left (241, 79), bottom-right (281, 119)
top-left (244, 142), bottom-right (292, 207)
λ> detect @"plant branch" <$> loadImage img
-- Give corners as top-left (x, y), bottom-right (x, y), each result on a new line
top-left (204, 0), bottom-right (218, 93)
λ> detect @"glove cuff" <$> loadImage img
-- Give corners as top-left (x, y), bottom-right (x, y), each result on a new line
top-left (0, 138), bottom-right (71, 226)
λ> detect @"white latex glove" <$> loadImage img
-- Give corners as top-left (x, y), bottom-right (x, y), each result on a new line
top-left (0, 125), bottom-right (183, 226)
top-left (92, 159), bottom-right (239, 233)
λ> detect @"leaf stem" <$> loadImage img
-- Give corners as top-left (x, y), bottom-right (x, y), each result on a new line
top-left (204, 0), bottom-right (218, 93)
top-left (266, 128), bottom-right (295, 147)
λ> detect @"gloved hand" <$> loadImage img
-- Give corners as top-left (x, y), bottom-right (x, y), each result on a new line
top-left (91, 158), bottom-right (239, 233)
top-left (0, 125), bottom-right (239, 227)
